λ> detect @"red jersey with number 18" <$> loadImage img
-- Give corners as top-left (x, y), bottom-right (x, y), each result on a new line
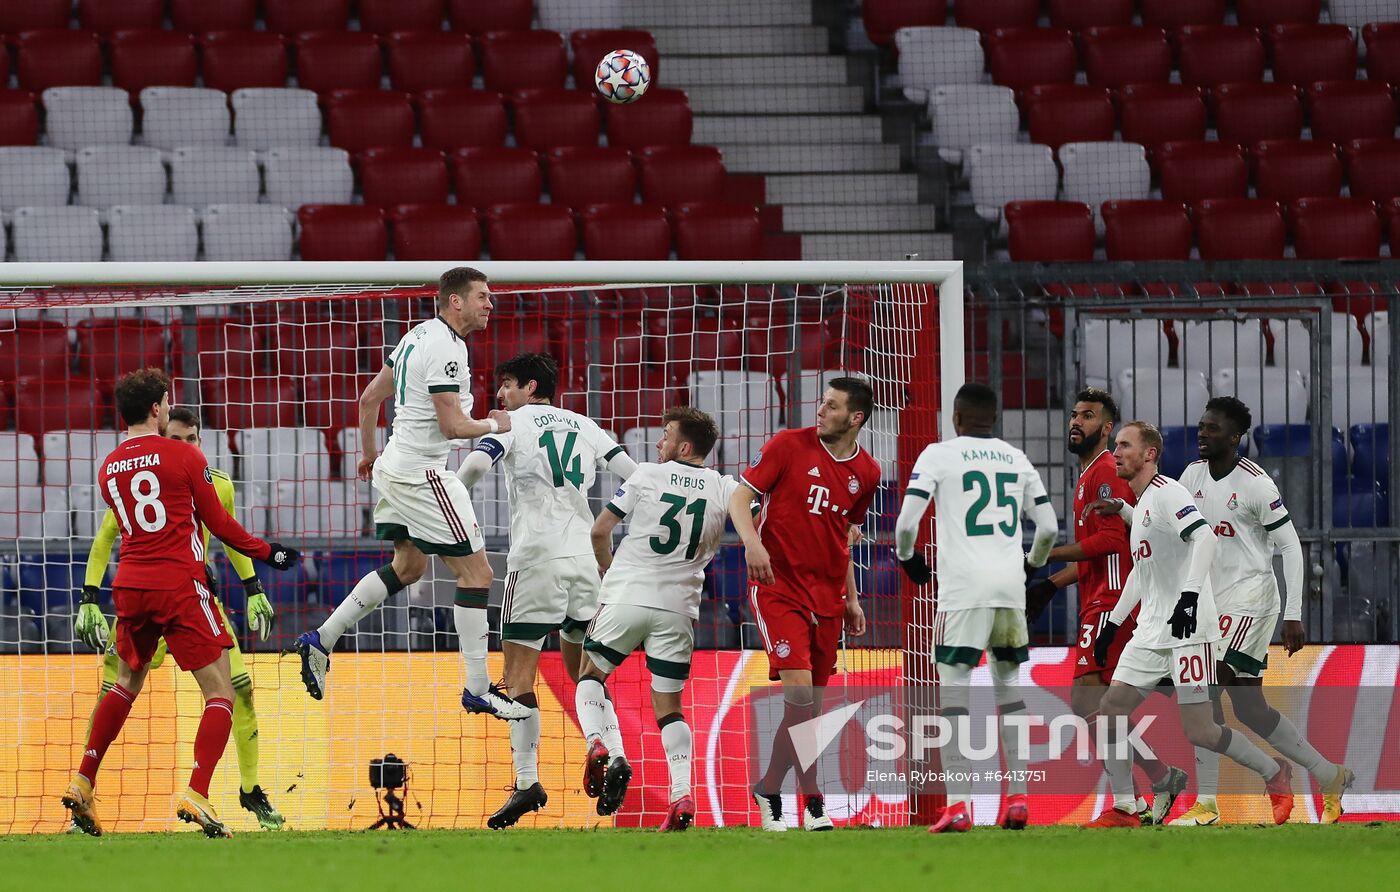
top-left (97, 434), bottom-right (271, 588)
top-left (740, 427), bottom-right (882, 617)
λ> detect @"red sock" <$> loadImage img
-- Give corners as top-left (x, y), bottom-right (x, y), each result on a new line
top-left (78, 684), bottom-right (136, 784)
top-left (189, 697), bottom-right (234, 798)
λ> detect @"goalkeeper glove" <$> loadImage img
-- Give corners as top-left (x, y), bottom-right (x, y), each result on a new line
top-left (1094, 619), bottom-right (1120, 668)
top-left (1026, 578), bottom-right (1058, 624)
top-left (1169, 591), bottom-right (1199, 640)
top-left (75, 585), bottom-right (109, 651)
top-left (265, 543), bottom-right (299, 571)
top-left (898, 553), bottom-right (933, 585)
top-left (244, 578), bottom-right (275, 641)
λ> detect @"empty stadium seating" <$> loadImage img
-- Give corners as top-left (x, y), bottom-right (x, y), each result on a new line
top-left (1024, 85), bottom-right (1115, 150)
top-left (387, 31), bottom-right (475, 94)
top-left (0, 91), bottom-right (39, 146)
top-left (449, 0), bottom-right (533, 34)
top-left (1005, 201), bottom-right (1095, 262)
top-left (172, 0), bottom-right (257, 32)
top-left (512, 89), bottom-right (601, 150)
top-left (1291, 197), bottom-right (1383, 260)
top-left (111, 30), bottom-right (198, 95)
top-left (894, 27), bottom-right (983, 103)
top-left (952, 0), bottom-right (1040, 32)
top-left (359, 147), bottom-right (450, 208)
top-left (298, 205), bottom-right (388, 261)
top-left (10, 207), bottom-right (103, 261)
top-left (604, 88), bottom-right (692, 148)
top-left (572, 30), bottom-right (660, 91)
top-left (581, 204), bottom-right (671, 261)
top-left (1175, 25), bottom-right (1265, 87)
top-left (1306, 81), bottom-right (1398, 145)
top-left (265, 0), bottom-right (352, 34)
top-left (484, 204), bottom-right (577, 261)
top-left (863, 0), bottom-right (947, 46)
top-left (324, 90), bottom-right (416, 153)
top-left (141, 87), bottom-right (231, 149)
top-left (1158, 141), bottom-right (1249, 204)
top-left (1082, 26), bottom-right (1172, 88)
top-left (201, 205), bottom-right (296, 261)
top-left (106, 205), bottom-right (200, 262)
top-left (451, 146), bottom-right (542, 209)
top-left (43, 86), bottom-right (133, 151)
top-left (390, 205), bottom-right (482, 260)
top-left (0, 147), bottom-right (69, 208)
top-left (1102, 200), bottom-right (1193, 261)
top-left (416, 88), bottom-right (508, 150)
top-left (75, 146), bottom-right (165, 208)
top-left (1345, 140), bottom-right (1400, 204)
top-left (1236, 0), bottom-right (1321, 28)
top-left (1268, 24), bottom-right (1356, 89)
top-left (968, 144), bottom-right (1057, 227)
top-left (673, 203), bottom-right (762, 261)
top-left (987, 28), bottom-right (1077, 93)
top-left (232, 88), bottom-right (322, 150)
top-left (15, 30), bottom-right (103, 92)
top-left (199, 31), bottom-right (290, 93)
top-left (546, 147), bottom-right (636, 208)
top-left (479, 31), bottom-right (568, 93)
top-left (1211, 82), bottom-right (1303, 146)
top-left (1252, 140), bottom-right (1343, 204)
top-left (637, 145), bottom-right (726, 206)
top-left (1119, 84), bottom-right (1208, 155)
top-left (1364, 22), bottom-right (1400, 86)
top-left (264, 147), bottom-right (354, 208)
top-left (1193, 198), bottom-right (1287, 260)
top-left (171, 147), bottom-right (261, 207)
top-left (295, 32), bottom-right (382, 94)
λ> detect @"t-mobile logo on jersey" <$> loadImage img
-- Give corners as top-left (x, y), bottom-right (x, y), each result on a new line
top-left (806, 484), bottom-right (831, 514)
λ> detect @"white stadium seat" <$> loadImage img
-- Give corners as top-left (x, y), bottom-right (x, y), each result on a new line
top-left (1213, 367), bottom-right (1309, 427)
top-left (930, 85), bottom-right (1019, 166)
top-left (200, 429), bottom-right (234, 475)
top-left (0, 147), bottom-right (70, 209)
top-left (235, 428), bottom-right (332, 484)
top-left (690, 370), bottom-right (779, 473)
top-left (0, 486), bottom-right (69, 539)
top-left (895, 27), bottom-right (985, 104)
top-left (42, 87), bottom-right (133, 152)
top-left (1329, 0), bottom-right (1400, 28)
top-left (232, 88), bottom-right (322, 151)
top-left (140, 87), bottom-right (231, 151)
top-left (1333, 369), bottom-right (1389, 427)
top-left (1181, 319), bottom-right (1269, 375)
top-left (263, 147), bottom-right (354, 209)
top-left (1082, 319), bottom-right (1168, 392)
top-left (11, 206), bottom-right (103, 261)
top-left (968, 144), bottom-right (1057, 229)
top-left (1116, 368), bottom-right (1211, 429)
top-left (1059, 142), bottom-right (1150, 232)
top-left (171, 147), bottom-right (260, 207)
top-left (1366, 311), bottom-right (1389, 367)
top-left (623, 427), bottom-right (664, 467)
top-left (75, 146), bottom-right (166, 209)
top-left (70, 483), bottom-right (103, 539)
top-left (337, 427), bottom-right (388, 478)
top-left (107, 205), bottom-right (199, 261)
top-left (42, 430), bottom-right (122, 487)
top-left (864, 408), bottom-right (900, 480)
top-left (273, 480), bottom-right (368, 539)
top-left (201, 204), bottom-right (295, 261)
top-left (0, 434), bottom-right (41, 486)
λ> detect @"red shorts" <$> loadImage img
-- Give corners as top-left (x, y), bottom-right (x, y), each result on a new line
top-left (1075, 601), bottom-right (1137, 682)
top-left (749, 584), bottom-right (842, 687)
top-left (114, 577), bottom-right (233, 673)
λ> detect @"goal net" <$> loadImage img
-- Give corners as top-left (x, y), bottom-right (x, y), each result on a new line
top-left (0, 260), bottom-right (960, 833)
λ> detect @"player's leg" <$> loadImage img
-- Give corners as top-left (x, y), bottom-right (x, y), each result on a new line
top-left (748, 586), bottom-right (816, 831)
top-left (486, 611), bottom-right (552, 828)
top-left (646, 609), bottom-right (696, 831)
top-left (215, 601), bottom-right (283, 830)
top-left (577, 604), bottom-right (646, 817)
top-left (442, 550), bottom-right (530, 720)
top-left (987, 607), bottom-right (1032, 829)
top-left (1086, 680), bottom-right (1150, 827)
top-left (927, 606), bottom-right (996, 833)
top-left (794, 614), bottom-right (842, 831)
top-left (178, 649), bottom-right (237, 837)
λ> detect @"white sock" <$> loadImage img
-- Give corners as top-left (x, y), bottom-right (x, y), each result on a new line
top-left (1102, 722), bottom-right (1138, 813)
top-left (660, 717), bottom-right (692, 802)
top-left (511, 706), bottom-right (541, 788)
top-left (601, 694), bottom-right (625, 761)
top-left (936, 662), bottom-right (972, 806)
top-left (576, 677), bottom-right (607, 743)
top-left (991, 661), bottom-right (1028, 796)
top-left (1220, 727), bottom-right (1280, 780)
top-left (454, 606), bottom-right (490, 696)
top-left (318, 567), bottom-right (395, 650)
top-left (1265, 714), bottom-right (1338, 785)
top-left (1194, 745), bottom-right (1220, 807)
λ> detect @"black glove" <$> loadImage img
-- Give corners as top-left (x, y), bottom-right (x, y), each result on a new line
top-left (898, 553), bottom-right (932, 585)
top-left (243, 577), bottom-right (266, 597)
top-left (1169, 591), bottom-right (1199, 640)
top-left (1094, 619), bottom-right (1120, 668)
top-left (80, 584), bottom-right (100, 606)
top-left (265, 543), bottom-right (299, 571)
top-left (1026, 578), bottom-right (1058, 623)
top-left (204, 561), bottom-right (219, 593)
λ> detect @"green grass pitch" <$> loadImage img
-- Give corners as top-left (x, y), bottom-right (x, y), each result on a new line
top-left (1, 824), bottom-right (1396, 892)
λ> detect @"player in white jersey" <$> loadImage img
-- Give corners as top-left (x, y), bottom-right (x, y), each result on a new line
top-left (295, 267), bottom-right (528, 722)
top-left (1083, 421), bottom-right (1295, 828)
top-left (576, 407), bottom-right (740, 830)
top-left (453, 353), bottom-right (640, 827)
top-left (894, 383), bottom-right (1059, 833)
top-left (1174, 398), bottom-right (1352, 826)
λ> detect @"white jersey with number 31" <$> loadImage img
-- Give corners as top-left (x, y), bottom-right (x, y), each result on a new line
top-left (379, 317), bottom-right (473, 475)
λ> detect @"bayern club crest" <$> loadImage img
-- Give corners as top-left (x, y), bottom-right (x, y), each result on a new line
top-left (847, 476), bottom-right (859, 494)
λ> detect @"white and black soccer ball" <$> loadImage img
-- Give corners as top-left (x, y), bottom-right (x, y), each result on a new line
top-left (595, 49), bottom-right (651, 105)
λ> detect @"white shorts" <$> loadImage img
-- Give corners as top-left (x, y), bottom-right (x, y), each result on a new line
top-left (584, 602), bottom-right (694, 693)
top-left (1214, 612), bottom-right (1275, 678)
top-left (502, 555), bottom-right (601, 646)
top-left (373, 465), bottom-right (485, 556)
top-left (1113, 638), bottom-right (1218, 704)
top-left (933, 606), bottom-right (1029, 666)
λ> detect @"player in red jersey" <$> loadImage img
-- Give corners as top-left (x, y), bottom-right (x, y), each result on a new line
top-left (1025, 388), bottom-right (1185, 823)
top-left (61, 369), bottom-right (298, 838)
top-left (728, 377), bottom-right (882, 832)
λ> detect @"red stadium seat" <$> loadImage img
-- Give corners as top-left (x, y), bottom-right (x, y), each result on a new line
top-left (1363, 24), bottom-right (1400, 90)
top-left (1047, 0), bottom-right (1133, 30)
top-left (417, 89), bottom-right (507, 150)
top-left (479, 31), bottom-right (567, 93)
top-left (1174, 26), bottom-right (1265, 88)
top-left (862, 0), bottom-right (947, 47)
top-left (1290, 197), bottom-right (1381, 260)
top-left (986, 28), bottom-right (1077, 93)
top-left (297, 204), bottom-right (388, 260)
top-left (1005, 201), bottom-right (1095, 262)
top-left (637, 146), bottom-right (726, 206)
top-left (359, 147), bottom-right (450, 208)
top-left (389, 205), bottom-right (481, 260)
top-left (0, 91), bottom-right (40, 146)
top-left (295, 32), bottom-right (382, 94)
top-left (952, 0), bottom-right (1039, 32)
top-left (199, 32), bottom-right (289, 92)
top-left (15, 377), bottom-right (110, 434)
top-left (1344, 140), bottom-right (1400, 204)
top-left (485, 204), bottom-right (577, 261)
top-left (203, 376), bottom-right (298, 429)
top-left (264, 0), bottom-right (350, 34)
top-left (449, 0), bottom-right (533, 34)
top-left (79, 0), bottom-right (165, 34)
top-left (1210, 82), bottom-right (1303, 146)
top-left (1119, 84), bottom-right (1207, 156)
top-left (545, 147), bottom-right (636, 208)
top-left (1102, 200), bottom-right (1192, 261)
top-left (1386, 198), bottom-right (1400, 254)
top-left (75, 319), bottom-right (167, 382)
top-left (14, 31), bottom-right (103, 92)
top-left (110, 30), bottom-right (198, 94)
top-left (1158, 141), bottom-right (1248, 203)
top-left (387, 31), bottom-right (474, 94)
top-left (1140, 0), bottom-right (1226, 30)
top-left (0, 46), bottom-right (7, 90)
top-left (171, 0), bottom-right (256, 32)
top-left (571, 31), bottom-right (660, 91)
top-left (362, 0), bottom-right (444, 33)
top-left (581, 204), bottom-right (671, 261)
top-left (274, 321), bottom-right (359, 377)
top-left (0, 320), bottom-right (70, 380)
top-left (1024, 85), bottom-right (1115, 150)
top-left (0, 0), bottom-right (70, 32)
top-left (1192, 198), bottom-right (1286, 259)
top-left (673, 203), bottom-right (761, 261)
top-left (170, 319), bottom-right (258, 378)
top-left (605, 87), bottom-right (692, 148)
top-left (1251, 140), bottom-right (1342, 203)
top-left (1307, 81), bottom-right (1397, 145)
top-left (1236, 0), bottom-right (1321, 28)
top-left (304, 372), bottom-right (376, 429)
top-left (451, 146), bottom-right (541, 209)
top-left (324, 90), bottom-right (415, 153)
top-left (512, 89), bottom-right (601, 150)
top-left (1267, 25), bottom-right (1357, 90)
top-left (1082, 27), bottom-right (1172, 89)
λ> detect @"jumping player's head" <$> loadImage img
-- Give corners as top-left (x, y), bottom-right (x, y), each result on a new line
top-left (167, 406), bottom-right (205, 450)
top-left (114, 368), bottom-right (172, 435)
top-left (1069, 386), bottom-right (1118, 457)
top-left (817, 376), bottom-right (873, 445)
top-left (1198, 396), bottom-right (1251, 462)
top-left (437, 266), bottom-right (492, 334)
top-left (952, 382), bottom-right (997, 436)
top-left (1113, 421), bottom-right (1163, 481)
top-left (657, 406), bottom-right (718, 465)
top-left (495, 352), bottom-right (558, 410)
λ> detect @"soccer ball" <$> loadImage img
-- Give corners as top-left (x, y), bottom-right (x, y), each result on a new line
top-left (595, 49), bottom-right (651, 104)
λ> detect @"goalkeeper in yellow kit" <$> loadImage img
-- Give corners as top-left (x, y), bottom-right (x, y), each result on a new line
top-left (73, 406), bottom-right (284, 830)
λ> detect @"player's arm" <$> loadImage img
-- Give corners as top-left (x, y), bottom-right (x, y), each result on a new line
top-left (1023, 470), bottom-right (1058, 569)
top-left (1258, 488), bottom-right (1307, 652)
top-left (1166, 504), bottom-right (1217, 639)
top-left (602, 444), bottom-right (638, 480)
top-left (728, 482), bottom-right (773, 585)
top-left (76, 509), bottom-right (119, 649)
top-left (1097, 569), bottom-right (1140, 665)
top-left (844, 555), bottom-right (866, 636)
top-left (459, 428), bottom-right (513, 488)
top-left (591, 509), bottom-right (623, 575)
top-left (895, 449), bottom-right (937, 583)
top-left (356, 364), bottom-right (394, 480)
top-left (431, 391), bottom-right (510, 441)
top-left (215, 474), bottom-right (275, 640)
top-left (186, 453), bottom-right (297, 569)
